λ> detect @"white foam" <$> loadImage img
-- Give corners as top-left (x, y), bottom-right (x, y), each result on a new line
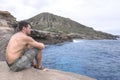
top-left (72, 39), bottom-right (82, 43)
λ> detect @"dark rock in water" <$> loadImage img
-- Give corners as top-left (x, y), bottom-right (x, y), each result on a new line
top-left (30, 29), bottom-right (73, 44)
top-left (0, 61), bottom-right (96, 80)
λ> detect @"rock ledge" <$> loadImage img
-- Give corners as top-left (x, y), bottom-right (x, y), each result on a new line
top-left (0, 61), bottom-right (95, 80)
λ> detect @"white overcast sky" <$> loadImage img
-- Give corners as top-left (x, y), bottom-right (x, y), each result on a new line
top-left (0, 0), bottom-right (120, 35)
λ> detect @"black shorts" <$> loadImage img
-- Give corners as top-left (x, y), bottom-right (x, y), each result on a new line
top-left (7, 48), bottom-right (38, 72)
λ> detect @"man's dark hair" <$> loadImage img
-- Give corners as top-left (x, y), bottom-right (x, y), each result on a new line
top-left (18, 21), bottom-right (30, 31)
top-left (13, 21), bottom-right (31, 33)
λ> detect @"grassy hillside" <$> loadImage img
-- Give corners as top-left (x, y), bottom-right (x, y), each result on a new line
top-left (26, 12), bottom-right (117, 39)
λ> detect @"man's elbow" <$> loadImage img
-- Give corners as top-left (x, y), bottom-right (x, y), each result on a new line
top-left (40, 43), bottom-right (45, 49)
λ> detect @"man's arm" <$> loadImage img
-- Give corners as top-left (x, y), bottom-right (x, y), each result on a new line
top-left (25, 36), bottom-right (45, 50)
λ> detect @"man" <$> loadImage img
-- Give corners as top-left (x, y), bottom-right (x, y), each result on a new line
top-left (5, 21), bottom-right (46, 72)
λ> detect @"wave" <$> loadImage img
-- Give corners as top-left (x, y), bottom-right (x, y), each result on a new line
top-left (72, 39), bottom-right (83, 43)
top-left (117, 38), bottom-right (120, 40)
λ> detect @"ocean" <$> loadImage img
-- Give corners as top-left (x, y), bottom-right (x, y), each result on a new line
top-left (42, 40), bottom-right (120, 80)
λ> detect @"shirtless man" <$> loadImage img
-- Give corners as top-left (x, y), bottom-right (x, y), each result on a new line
top-left (6, 21), bottom-right (46, 72)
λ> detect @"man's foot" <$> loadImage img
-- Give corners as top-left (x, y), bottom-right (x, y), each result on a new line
top-left (31, 63), bottom-right (36, 68)
top-left (34, 65), bottom-right (48, 71)
top-left (31, 61), bottom-right (36, 67)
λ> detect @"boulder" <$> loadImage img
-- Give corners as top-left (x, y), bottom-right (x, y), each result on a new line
top-left (0, 61), bottom-right (96, 80)
top-left (0, 29), bottom-right (13, 61)
top-left (0, 11), bottom-right (16, 27)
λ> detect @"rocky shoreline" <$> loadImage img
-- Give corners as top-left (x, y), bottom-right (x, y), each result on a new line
top-left (30, 29), bottom-right (73, 44)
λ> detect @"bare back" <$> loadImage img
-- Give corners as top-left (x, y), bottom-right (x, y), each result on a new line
top-left (6, 30), bottom-right (45, 64)
top-left (6, 32), bottom-right (29, 64)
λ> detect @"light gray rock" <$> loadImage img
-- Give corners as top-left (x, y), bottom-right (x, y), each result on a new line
top-left (0, 11), bottom-right (16, 27)
top-left (0, 29), bottom-right (13, 61)
top-left (0, 61), bottom-right (96, 80)
top-left (0, 19), bottom-right (8, 27)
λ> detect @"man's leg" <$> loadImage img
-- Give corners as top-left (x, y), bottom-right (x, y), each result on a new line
top-left (36, 50), bottom-right (42, 68)
top-left (35, 49), bottom-right (47, 71)
top-left (9, 48), bottom-right (38, 72)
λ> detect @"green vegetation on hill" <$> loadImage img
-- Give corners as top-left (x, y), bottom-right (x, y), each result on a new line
top-left (26, 12), bottom-right (118, 39)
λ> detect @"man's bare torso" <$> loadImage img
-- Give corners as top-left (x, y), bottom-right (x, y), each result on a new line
top-left (6, 32), bottom-right (28, 64)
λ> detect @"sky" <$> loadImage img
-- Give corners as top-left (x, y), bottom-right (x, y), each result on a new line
top-left (0, 0), bottom-right (120, 35)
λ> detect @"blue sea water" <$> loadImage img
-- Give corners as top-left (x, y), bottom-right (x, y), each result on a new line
top-left (42, 40), bottom-right (120, 80)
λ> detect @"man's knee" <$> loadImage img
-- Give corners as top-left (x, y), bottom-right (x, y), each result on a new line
top-left (41, 43), bottom-right (45, 49)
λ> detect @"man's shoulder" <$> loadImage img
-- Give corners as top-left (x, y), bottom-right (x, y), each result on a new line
top-left (22, 35), bottom-right (33, 41)
top-left (12, 32), bottom-right (31, 40)
top-left (13, 33), bottom-right (33, 41)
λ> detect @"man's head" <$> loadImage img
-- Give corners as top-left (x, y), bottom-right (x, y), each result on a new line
top-left (18, 21), bottom-right (32, 35)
